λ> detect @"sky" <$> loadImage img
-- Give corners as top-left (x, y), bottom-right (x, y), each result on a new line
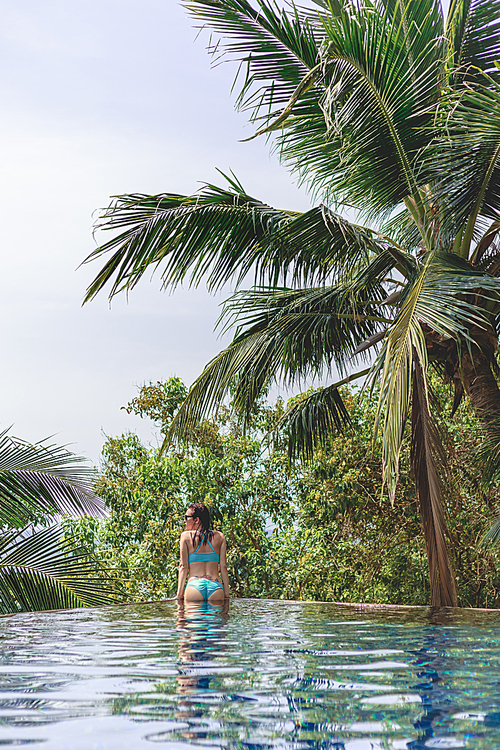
top-left (0, 0), bottom-right (450, 466)
top-left (0, 0), bottom-right (314, 464)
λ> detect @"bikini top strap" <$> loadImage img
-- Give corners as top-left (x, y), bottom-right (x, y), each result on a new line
top-left (193, 536), bottom-right (216, 553)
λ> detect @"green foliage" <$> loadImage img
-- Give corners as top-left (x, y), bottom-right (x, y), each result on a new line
top-left (66, 379), bottom-right (296, 601)
top-left (0, 526), bottom-right (118, 614)
top-left (267, 378), bottom-right (500, 608)
top-left (122, 378), bottom-right (188, 434)
top-left (0, 429), bottom-right (105, 527)
top-left (73, 378), bottom-right (500, 608)
top-left (0, 431), bottom-right (119, 613)
top-left (82, 0), bottom-right (500, 608)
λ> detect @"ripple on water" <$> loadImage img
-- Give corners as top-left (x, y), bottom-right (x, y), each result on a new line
top-left (0, 600), bottom-right (499, 748)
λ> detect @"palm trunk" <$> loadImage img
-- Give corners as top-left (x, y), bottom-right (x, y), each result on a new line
top-left (426, 324), bottom-right (500, 433)
top-left (417, 328), bottom-right (500, 607)
top-left (460, 341), bottom-right (500, 428)
top-left (411, 357), bottom-right (458, 607)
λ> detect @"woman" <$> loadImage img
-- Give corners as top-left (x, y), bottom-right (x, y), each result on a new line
top-left (176, 503), bottom-right (230, 603)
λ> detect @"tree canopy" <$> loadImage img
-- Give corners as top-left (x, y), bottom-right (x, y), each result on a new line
top-left (83, 0), bottom-right (500, 606)
top-left (67, 379), bottom-right (500, 607)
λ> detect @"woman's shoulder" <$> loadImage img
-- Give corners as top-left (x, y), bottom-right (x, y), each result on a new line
top-left (211, 530), bottom-right (225, 544)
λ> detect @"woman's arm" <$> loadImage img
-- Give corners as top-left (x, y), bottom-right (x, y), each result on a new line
top-left (176, 533), bottom-right (190, 600)
top-left (219, 535), bottom-right (230, 599)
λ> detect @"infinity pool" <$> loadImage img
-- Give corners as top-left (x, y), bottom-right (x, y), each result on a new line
top-left (1, 599), bottom-right (500, 748)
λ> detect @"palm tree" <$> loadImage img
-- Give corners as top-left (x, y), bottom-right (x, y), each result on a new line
top-left (83, 0), bottom-right (500, 607)
top-left (0, 429), bottom-right (118, 613)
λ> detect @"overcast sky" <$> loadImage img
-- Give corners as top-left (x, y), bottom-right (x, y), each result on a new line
top-left (0, 0), bottom-right (315, 464)
top-left (0, 0), bottom-right (450, 466)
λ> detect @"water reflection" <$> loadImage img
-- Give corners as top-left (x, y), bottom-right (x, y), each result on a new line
top-left (0, 601), bottom-right (498, 748)
top-left (174, 599), bottom-right (230, 742)
top-left (176, 599), bottom-right (229, 694)
top-left (403, 620), bottom-right (490, 749)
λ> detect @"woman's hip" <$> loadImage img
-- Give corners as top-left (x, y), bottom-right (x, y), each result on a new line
top-left (185, 577), bottom-right (223, 601)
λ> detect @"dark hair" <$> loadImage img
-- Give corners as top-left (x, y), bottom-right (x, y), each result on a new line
top-left (187, 502), bottom-right (212, 545)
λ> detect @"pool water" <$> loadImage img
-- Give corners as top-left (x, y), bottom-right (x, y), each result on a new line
top-left (1, 599), bottom-right (500, 749)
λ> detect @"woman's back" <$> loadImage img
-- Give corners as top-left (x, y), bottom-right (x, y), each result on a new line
top-left (183, 530), bottom-right (224, 578)
top-left (177, 503), bottom-right (229, 603)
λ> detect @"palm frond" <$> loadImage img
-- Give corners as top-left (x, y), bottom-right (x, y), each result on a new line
top-left (274, 0), bottom-right (444, 224)
top-left (276, 369), bottom-right (370, 459)
top-left (84, 178), bottom-right (393, 300)
top-left (481, 514), bottom-right (500, 548)
top-left (446, 0), bottom-right (500, 84)
top-left (0, 526), bottom-right (119, 614)
top-left (380, 0), bottom-right (443, 32)
top-left (84, 180), bottom-right (290, 300)
top-left (185, 0), bottom-right (444, 227)
top-left (0, 430), bottom-right (104, 528)
top-left (429, 81), bottom-right (500, 254)
top-left (475, 418), bottom-right (500, 487)
top-left (380, 203), bottom-right (454, 256)
top-left (369, 251), bottom-right (500, 500)
top-left (185, 0), bottom-right (322, 122)
top-left (166, 270), bottom-right (393, 444)
top-left (411, 356), bottom-right (457, 606)
top-left (163, 241), bottom-right (417, 445)
top-left (267, 204), bottom-right (394, 282)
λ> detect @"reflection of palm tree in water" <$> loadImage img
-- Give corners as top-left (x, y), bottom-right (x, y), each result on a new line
top-left (408, 608), bottom-right (483, 749)
top-left (175, 600), bottom-right (230, 739)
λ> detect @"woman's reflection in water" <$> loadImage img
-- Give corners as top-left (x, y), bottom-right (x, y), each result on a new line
top-left (175, 599), bottom-right (230, 739)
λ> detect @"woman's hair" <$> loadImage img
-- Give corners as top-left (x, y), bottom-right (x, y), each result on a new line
top-left (187, 502), bottom-right (212, 545)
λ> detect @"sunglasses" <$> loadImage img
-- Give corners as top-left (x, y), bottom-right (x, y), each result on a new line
top-left (184, 514), bottom-right (195, 520)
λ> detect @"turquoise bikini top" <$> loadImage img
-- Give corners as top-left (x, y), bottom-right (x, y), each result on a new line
top-left (188, 537), bottom-right (219, 564)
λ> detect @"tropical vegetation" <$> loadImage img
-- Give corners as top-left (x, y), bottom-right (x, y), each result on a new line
top-left (67, 379), bottom-right (500, 607)
top-left (0, 429), bottom-right (119, 613)
top-left (83, 0), bottom-right (500, 606)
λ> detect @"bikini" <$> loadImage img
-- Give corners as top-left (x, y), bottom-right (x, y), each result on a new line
top-left (186, 538), bottom-right (224, 600)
